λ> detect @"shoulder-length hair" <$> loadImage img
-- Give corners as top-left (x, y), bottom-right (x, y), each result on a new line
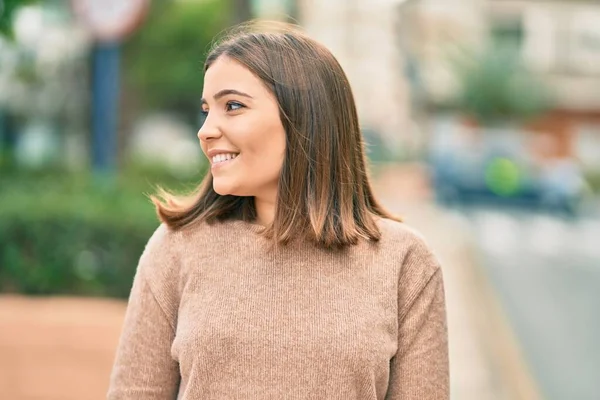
top-left (151, 21), bottom-right (400, 249)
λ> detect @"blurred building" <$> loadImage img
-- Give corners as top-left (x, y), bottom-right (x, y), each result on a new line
top-left (488, 0), bottom-right (600, 169)
top-left (400, 0), bottom-right (600, 170)
top-left (258, 0), bottom-right (596, 164)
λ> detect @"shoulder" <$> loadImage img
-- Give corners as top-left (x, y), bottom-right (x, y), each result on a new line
top-left (137, 224), bottom-right (183, 281)
top-left (377, 217), bottom-right (435, 261)
top-left (377, 217), bottom-right (442, 284)
top-left (139, 220), bottom-right (233, 279)
top-left (143, 220), bottom-right (213, 256)
top-left (377, 217), bottom-right (427, 245)
top-left (142, 223), bottom-right (183, 260)
top-left (136, 222), bottom-right (213, 303)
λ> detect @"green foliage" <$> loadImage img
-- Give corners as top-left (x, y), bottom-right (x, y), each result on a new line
top-left (584, 170), bottom-right (600, 195)
top-left (123, 0), bottom-right (232, 124)
top-left (0, 0), bottom-right (39, 38)
top-left (0, 166), bottom-right (205, 298)
top-left (452, 45), bottom-right (554, 126)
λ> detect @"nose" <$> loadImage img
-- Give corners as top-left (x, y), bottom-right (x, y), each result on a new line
top-left (197, 116), bottom-right (222, 142)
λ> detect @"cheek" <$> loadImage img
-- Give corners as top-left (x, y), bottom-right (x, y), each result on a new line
top-left (242, 148), bottom-right (284, 178)
top-left (242, 122), bottom-right (285, 163)
top-left (254, 135), bottom-right (285, 172)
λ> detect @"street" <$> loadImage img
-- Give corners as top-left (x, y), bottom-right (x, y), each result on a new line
top-left (451, 205), bottom-right (600, 400)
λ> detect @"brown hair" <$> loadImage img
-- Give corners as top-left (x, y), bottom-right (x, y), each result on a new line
top-left (152, 21), bottom-right (400, 249)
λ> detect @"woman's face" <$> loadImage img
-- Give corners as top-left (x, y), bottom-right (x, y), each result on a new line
top-left (198, 56), bottom-right (286, 201)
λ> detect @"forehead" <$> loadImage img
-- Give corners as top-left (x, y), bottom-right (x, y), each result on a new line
top-left (203, 56), bottom-right (264, 95)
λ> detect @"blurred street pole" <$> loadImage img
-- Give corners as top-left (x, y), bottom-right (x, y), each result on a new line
top-left (71, 0), bottom-right (148, 179)
top-left (91, 42), bottom-right (120, 176)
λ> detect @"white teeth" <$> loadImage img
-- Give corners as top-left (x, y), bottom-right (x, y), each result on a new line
top-left (212, 153), bottom-right (238, 164)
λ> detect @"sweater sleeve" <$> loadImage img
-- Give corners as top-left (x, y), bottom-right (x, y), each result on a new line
top-left (386, 239), bottom-right (450, 400)
top-left (107, 225), bottom-right (181, 400)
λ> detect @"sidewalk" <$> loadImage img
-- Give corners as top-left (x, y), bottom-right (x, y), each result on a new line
top-left (374, 163), bottom-right (540, 400)
top-left (0, 296), bottom-right (126, 399)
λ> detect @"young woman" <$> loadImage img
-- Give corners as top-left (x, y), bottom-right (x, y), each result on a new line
top-left (108, 22), bottom-right (449, 400)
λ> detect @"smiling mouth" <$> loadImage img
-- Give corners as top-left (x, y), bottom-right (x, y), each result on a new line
top-left (211, 153), bottom-right (239, 166)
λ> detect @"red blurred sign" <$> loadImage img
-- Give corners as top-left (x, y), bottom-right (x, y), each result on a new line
top-left (71, 0), bottom-right (149, 42)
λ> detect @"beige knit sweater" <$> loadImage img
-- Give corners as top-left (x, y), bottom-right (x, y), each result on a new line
top-left (107, 218), bottom-right (449, 399)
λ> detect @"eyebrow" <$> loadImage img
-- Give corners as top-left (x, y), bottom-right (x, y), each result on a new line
top-left (200, 89), bottom-right (253, 104)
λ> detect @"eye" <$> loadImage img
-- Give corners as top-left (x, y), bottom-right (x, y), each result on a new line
top-left (226, 101), bottom-right (244, 112)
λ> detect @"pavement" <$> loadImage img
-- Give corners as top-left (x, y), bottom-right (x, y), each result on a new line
top-left (0, 296), bottom-right (126, 400)
top-left (460, 207), bottom-right (600, 400)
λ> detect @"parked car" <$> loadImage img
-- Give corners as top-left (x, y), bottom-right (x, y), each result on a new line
top-left (428, 117), bottom-right (586, 216)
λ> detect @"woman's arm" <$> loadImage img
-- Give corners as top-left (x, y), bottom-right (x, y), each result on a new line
top-left (386, 242), bottom-right (450, 399)
top-left (107, 226), bottom-right (181, 399)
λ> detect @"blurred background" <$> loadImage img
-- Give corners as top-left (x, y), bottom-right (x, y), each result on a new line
top-left (1, 0), bottom-right (599, 399)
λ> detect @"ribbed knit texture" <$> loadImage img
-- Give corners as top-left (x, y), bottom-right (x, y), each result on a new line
top-left (107, 218), bottom-right (449, 399)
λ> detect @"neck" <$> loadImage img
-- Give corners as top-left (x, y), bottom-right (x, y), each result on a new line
top-left (253, 195), bottom-right (276, 227)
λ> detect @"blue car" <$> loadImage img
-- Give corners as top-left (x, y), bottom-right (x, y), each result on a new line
top-left (428, 117), bottom-right (585, 216)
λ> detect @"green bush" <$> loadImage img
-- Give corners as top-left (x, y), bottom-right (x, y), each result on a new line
top-left (0, 167), bottom-right (204, 298)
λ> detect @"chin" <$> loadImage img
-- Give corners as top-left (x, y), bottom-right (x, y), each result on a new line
top-left (213, 185), bottom-right (232, 196)
top-left (212, 180), bottom-right (239, 196)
